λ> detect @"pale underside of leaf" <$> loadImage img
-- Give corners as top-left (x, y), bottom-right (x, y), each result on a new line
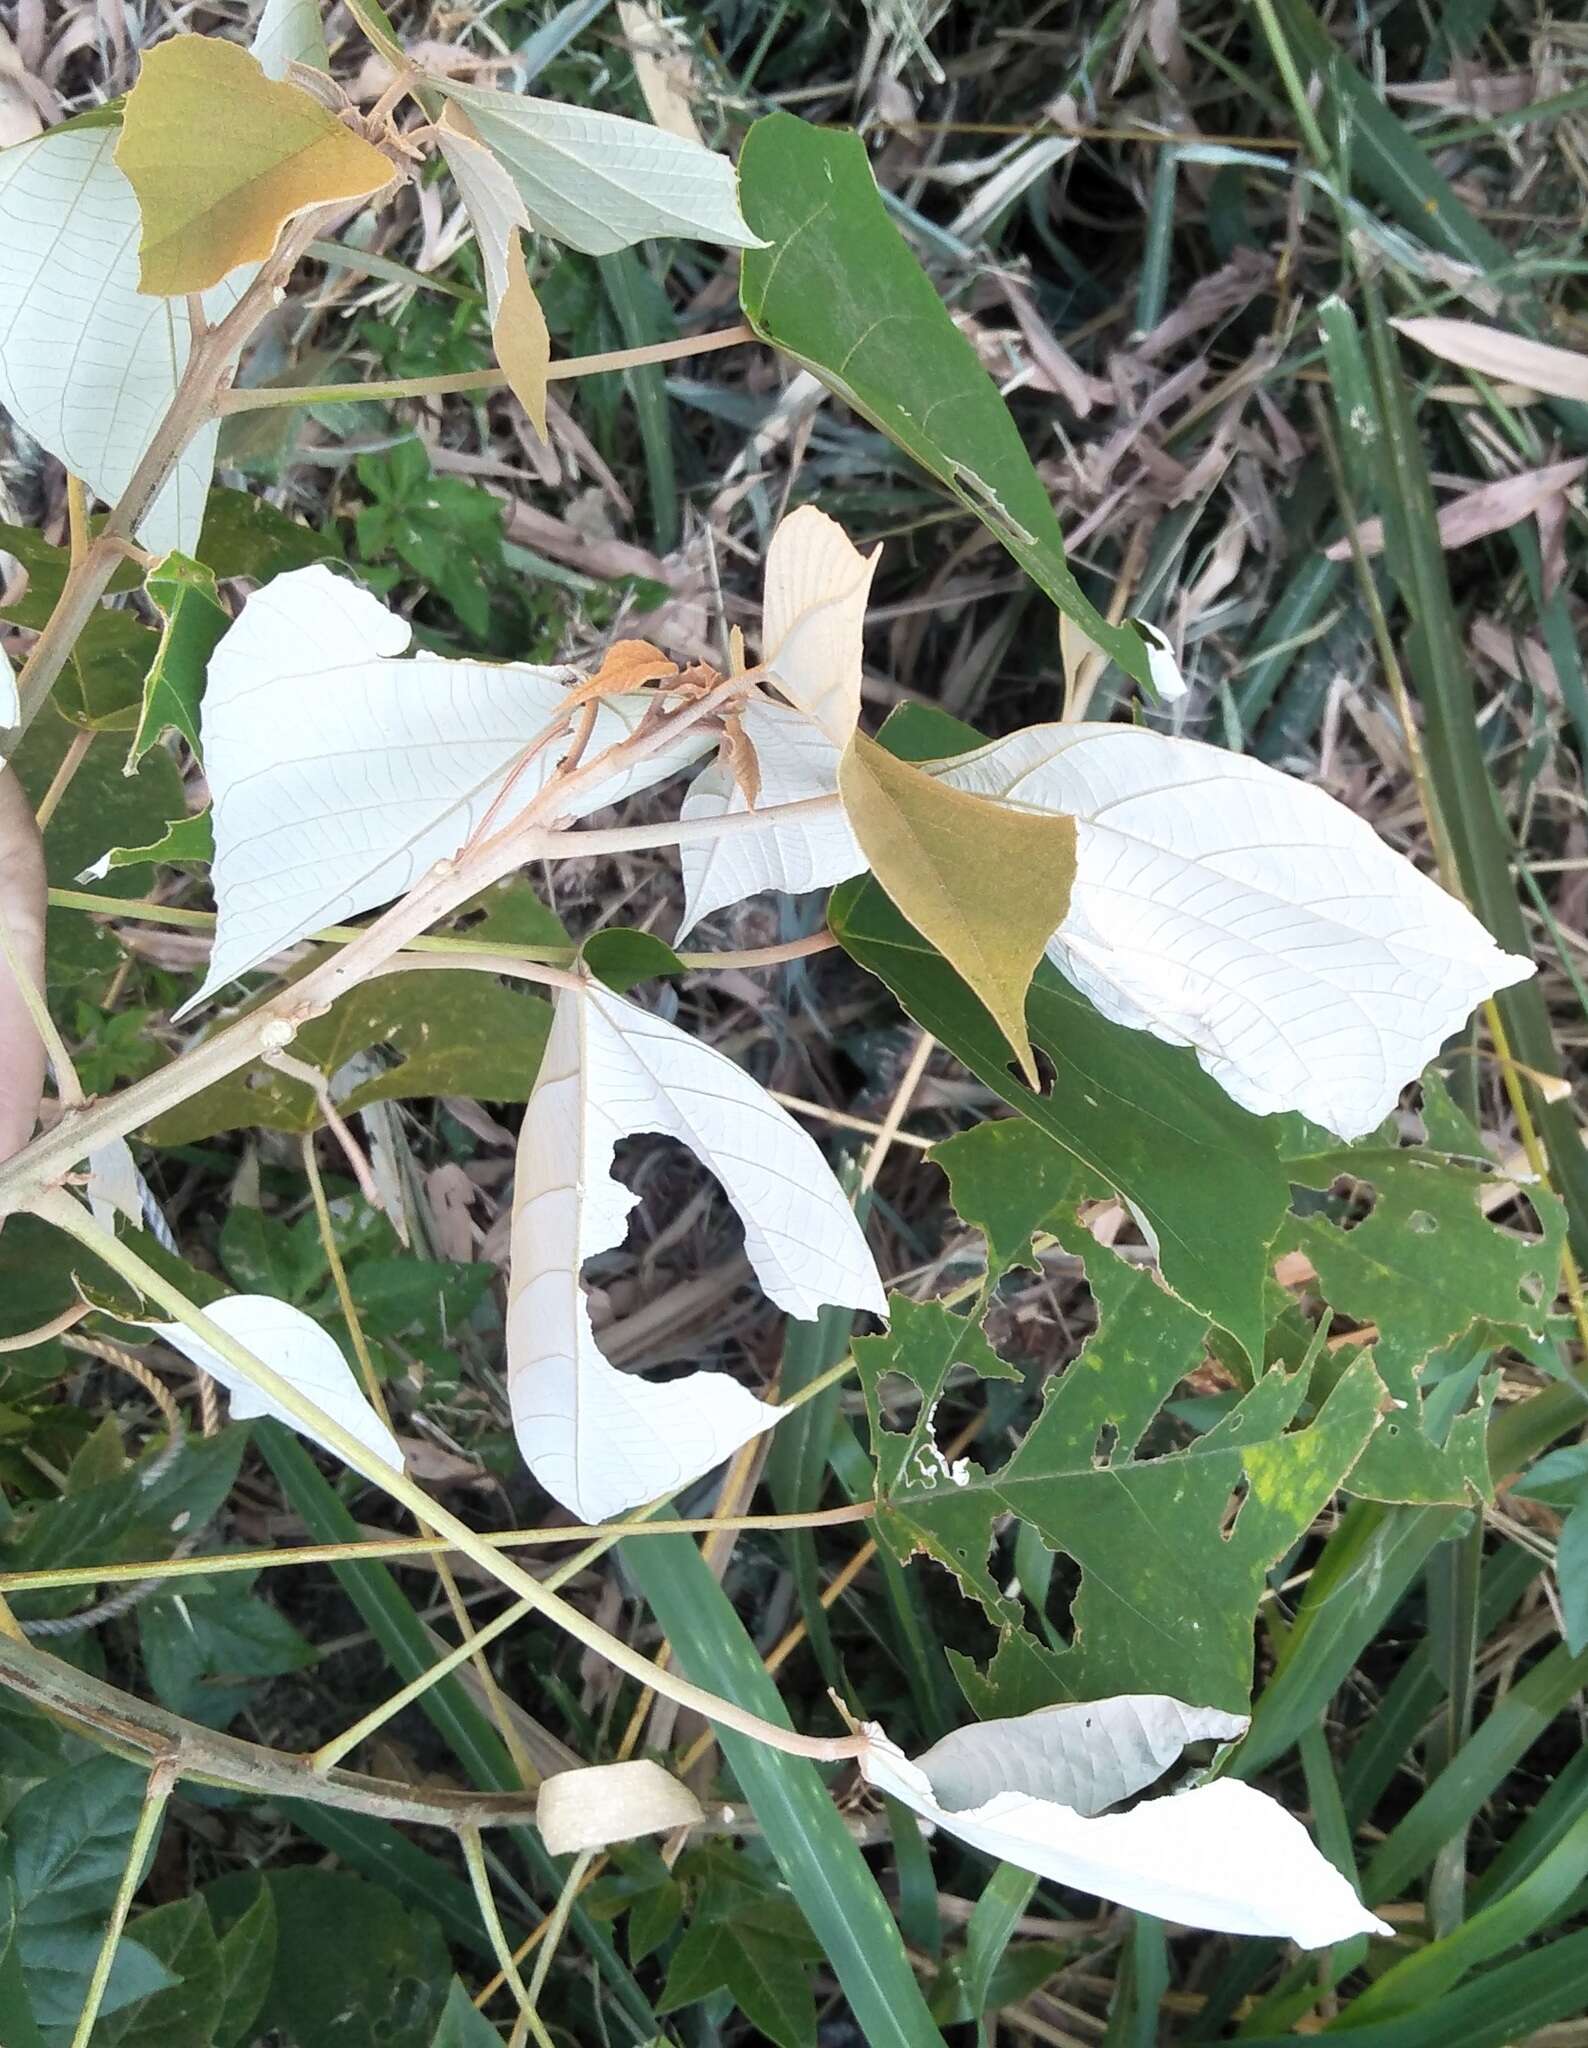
top-left (429, 76), bottom-right (764, 256)
top-left (151, 1294), bottom-right (403, 1472)
top-left (677, 701), bottom-right (861, 936)
top-left (506, 980), bottom-right (884, 1521)
top-left (537, 1760), bottom-right (704, 1855)
top-left (115, 37), bottom-right (394, 296)
top-left (861, 1718), bottom-right (1391, 1947)
top-left (760, 505), bottom-right (880, 748)
top-left (0, 638), bottom-right (16, 727)
top-left (839, 732), bottom-right (1078, 1084)
top-left (913, 1695), bottom-right (1248, 1817)
top-left (937, 723), bottom-right (1534, 1139)
top-left (85, 1138), bottom-right (144, 1232)
top-left (0, 126), bottom-right (240, 555)
top-left (251, 0), bottom-right (332, 79)
top-left (182, 565), bottom-right (710, 1009)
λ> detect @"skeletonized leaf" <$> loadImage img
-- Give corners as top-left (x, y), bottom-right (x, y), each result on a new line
top-left (838, 732), bottom-right (1078, 1085)
top-left (537, 1760), bottom-right (704, 1854)
top-left (0, 762), bottom-right (45, 1162)
top-left (912, 1696), bottom-right (1247, 1817)
top-left (1393, 315), bottom-right (1588, 401)
top-left (859, 1711), bottom-right (1389, 1947)
top-left (678, 702), bottom-right (861, 936)
top-left (185, 565), bottom-right (711, 1009)
top-left (507, 979), bottom-right (884, 1520)
top-left (760, 506), bottom-right (879, 749)
top-left (151, 1294), bottom-right (403, 1471)
top-left (115, 37), bottom-right (393, 296)
top-left (251, 0), bottom-right (332, 79)
top-left (937, 722), bottom-right (1532, 1139)
top-left (429, 76), bottom-right (763, 256)
top-left (0, 126), bottom-right (239, 555)
top-left (436, 110), bottom-right (549, 434)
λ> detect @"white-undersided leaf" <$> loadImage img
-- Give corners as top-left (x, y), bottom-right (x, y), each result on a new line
top-left (859, 1714), bottom-right (1390, 1948)
top-left (911, 1696), bottom-right (1249, 1818)
top-left (760, 505), bottom-right (881, 748)
top-left (0, 126), bottom-right (242, 556)
top-left (150, 1294), bottom-right (403, 1473)
top-left (85, 1138), bottom-right (143, 1232)
top-left (1133, 619), bottom-right (1187, 703)
top-left (428, 75), bottom-right (764, 257)
top-left (0, 637), bottom-right (17, 728)
top-left (677, 701), bottom-right (863, 937)
top-left (935, 722), bottom-right (1534, 1140)
top-left (252, 0), bottom-right (332, 79)
top-left (436, 109), bottom-right (549, 433)
top-left (184, 565), bottom-right (711, 1011)
top-left (506, 979), bottom-right (885, 1521)
top-left (537, 1759), bottom-right (704, 1855)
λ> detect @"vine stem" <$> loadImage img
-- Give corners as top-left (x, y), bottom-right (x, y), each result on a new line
top-left (68, 1756), bottom-right (177, 2048)
top-left (215, 322), bottom-right (754, 412)
top-left (31, 1187), bottom-right (865, 1765)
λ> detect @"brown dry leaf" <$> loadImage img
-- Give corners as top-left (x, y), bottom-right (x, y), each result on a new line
top-left (1325, 456), bottom-right (1588, 562)
top-left (116, 35), bottom-right (393, 294)
top-left (837, 734), bottom-right (1077, 1085)
top-left (616, 0), bottom-right (703, 144)
top-left (538, 1759), bottom-right (704, 1854)
top-left (1393, 317), bottom-right (1588, 402)
top-left (582, 638), bottom-right (680, 695)
top-left (718, 707), bottom-right (762, 808)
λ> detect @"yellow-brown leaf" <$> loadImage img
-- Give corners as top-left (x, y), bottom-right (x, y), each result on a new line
top-left (837, 733), bottom-right (1077, 1083)
top-left (116, 36), bottom-right (393, 296)
top-left (495, 231), bottom-right (551, 439)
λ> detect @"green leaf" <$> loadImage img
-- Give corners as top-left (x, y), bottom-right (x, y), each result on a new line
top-left (92, 808), bottom-right (214, 875)
top-left (0, 1882), bottom-right (48, 2048)
top-left (144, 968), bottom-right (553, 1143)
top-left (738, 113), bottom-right (1148, 688)
top-left (1281, 1096), bottom-right (1564, 1505)
top-left (203, 1869), bottom-right (450, 2048)
top-left (197, 486), bottom-right (342, 579)
top-left (0, 523), bottom-right (139, 630)
top-left (210, 1883), bottom-right (276, 2048)
top-left (830, 873), bottom-right (1287, 1364)
top-left (125, 554), bottom-right (229, 771)
top-left (582, 925), bottom-right (684, 993)
top-left (8, 711), bottom-right (185, 993)
top-left (660, 1891), bottom-right (822, 2048)
top-left (427, 1978), bottom-right (504, 2048)
top-left (56, 609), bottom-right (158, 732)
top-left (137, 1568), bottom-right (317, 1727)
top-left (858, 1250), bottom-right (1382, 1716)
top-left (931, 1119), bottom-right (1102, 1288)
top-left (1556, 1506), bottom-right (1588, 1656)
top-left (620, 1521), bottom-right (949, 2048)
top-left (95, 1897), bottom-right (225, 2048)
top-left (0, 1755), bottom-right (178, 2034)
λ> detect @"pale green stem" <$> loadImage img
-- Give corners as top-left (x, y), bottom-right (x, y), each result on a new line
top-left (461, 1825), bottom-right (543, 2041)
top-left (525, 1850), bottom-right (594, 2014)
top-left (215, 323), bottom-right (753, 413)
top-left (68, 1757), bottom-right (176, 2048)
top-left (31, 1188), bottom-right (864, 1764)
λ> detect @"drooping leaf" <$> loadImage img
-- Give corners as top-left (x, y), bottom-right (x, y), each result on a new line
top-left (184, 565), bottom-right (709, 1009)
top-left (436, 108), bottom-right (550, 434)
top-left (738, 115), bottom-right (1148, 686)
top-left (935, 722), bottom-right (1533, 1141)
top-left (760, 504), bottom-right (879, 749)
top-left (115, 37), bottom-right (393, 296)
top-left (858, 1259), bottom-right (1381, 1714)
top-left (858, 1707), bottom-right (1388, 1947)
top-left (125, 553), bottom-right (230, 770)
top-left (0, 763), bottom-right (46, 1162)
top-left (0, 130), bottom-right (244, 556)
top-left (678, 700), bottom-right (858, 937)
top-left (429, 75), bottom-right (763, 256)
top-left (839, 732), bottom-right (1077, 1085)
top-left (147, 1294), bottom-right (404, 1472)
top-left (507, 978), bottom-right (884, 1519)
top-left (144, 968), bottom-right (552, 1143)
top-left (831, 872), bottom-right (1288, 1362)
